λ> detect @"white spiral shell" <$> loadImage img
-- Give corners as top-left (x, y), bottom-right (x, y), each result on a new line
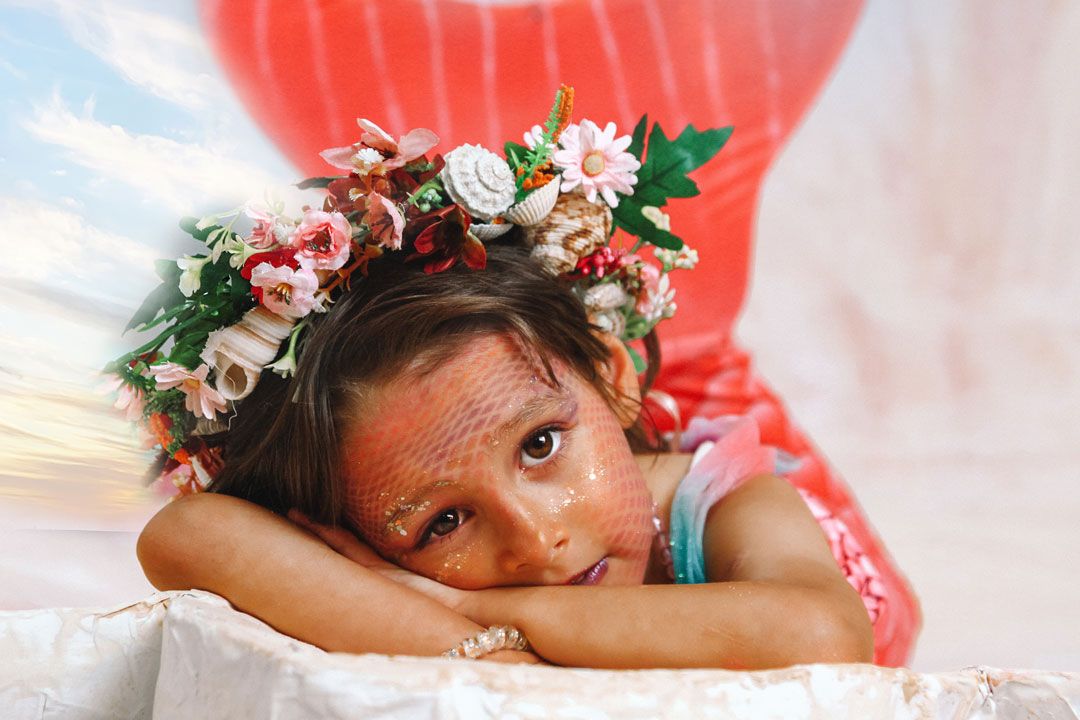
top-left (440, 144), bottom-right (516, 222)
top-left (199, 305), bottom-right (295, 401)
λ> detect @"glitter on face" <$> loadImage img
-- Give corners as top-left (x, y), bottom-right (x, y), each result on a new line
top-left (340, 333), bottom-right (656, 590)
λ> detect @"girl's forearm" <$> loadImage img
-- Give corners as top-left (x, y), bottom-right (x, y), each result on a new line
top-left (137, 494), bottom-right (484, 658)
top-left (462, 582), bottom-right (871, 669)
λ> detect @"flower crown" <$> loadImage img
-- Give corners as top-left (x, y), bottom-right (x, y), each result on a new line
top-left (106, 85), bottom-right (732, 497)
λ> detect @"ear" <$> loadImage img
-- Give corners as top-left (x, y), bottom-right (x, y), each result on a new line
top-left (592, 331), bottom-right (642, 429)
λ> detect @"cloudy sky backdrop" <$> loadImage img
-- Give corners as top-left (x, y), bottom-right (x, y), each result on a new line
top-left (0, 0), bottom-right (297, 528)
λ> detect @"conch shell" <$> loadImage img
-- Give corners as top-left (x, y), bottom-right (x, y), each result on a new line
top-left (440, 144), bottom-right (516, 221)
top-left (525, 191), bottom-right (612, 274)
top-left (199, 305), bottom-right (295, 401)
top-left (503, 175), bottom-right (560, 226)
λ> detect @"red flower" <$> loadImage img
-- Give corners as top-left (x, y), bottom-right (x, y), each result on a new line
top-left (406, 204), bottom-right (484, 273)
top-left (327, 172), bottom-right (395, 215)
top-left (240, 249), bottom-right (300, 303)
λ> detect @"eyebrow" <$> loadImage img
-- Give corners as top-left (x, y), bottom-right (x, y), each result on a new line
top-left (381, 389), bottom-right (577, 537)
top-left (490, 387), bottom-right (575, 443)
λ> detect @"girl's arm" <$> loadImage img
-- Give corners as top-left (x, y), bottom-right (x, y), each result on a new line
top-left (136, 492), bottom-right (541, 662)
top-left (457, 474), bottom-right (874, 669)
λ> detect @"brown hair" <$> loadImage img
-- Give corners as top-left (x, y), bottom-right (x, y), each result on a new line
top-left (208, 241), bottom-right (666, 525)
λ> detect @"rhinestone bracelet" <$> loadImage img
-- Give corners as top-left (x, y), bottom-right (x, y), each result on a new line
top-left (442, 625), bottom-right (529, 659)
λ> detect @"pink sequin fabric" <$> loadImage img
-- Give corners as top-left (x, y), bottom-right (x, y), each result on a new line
top-left (676, 415), bottom-right (888, 625)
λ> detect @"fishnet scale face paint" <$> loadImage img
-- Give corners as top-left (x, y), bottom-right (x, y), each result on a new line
top-left (340, 333), bottom-right (655, 589)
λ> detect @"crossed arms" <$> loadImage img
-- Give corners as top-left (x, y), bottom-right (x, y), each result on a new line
top-left (137, 475), bottom-right (873, 669)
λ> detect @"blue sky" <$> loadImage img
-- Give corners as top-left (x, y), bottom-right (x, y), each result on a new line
top-left (0, 0), bottom-right (300, 523)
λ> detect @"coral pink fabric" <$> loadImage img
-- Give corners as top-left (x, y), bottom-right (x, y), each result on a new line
top-left (199, 0), bottom-right (919, 665)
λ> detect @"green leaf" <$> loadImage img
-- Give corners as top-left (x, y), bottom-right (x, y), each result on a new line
top-left (130, 301), bottom-right (191, 334)
top-left (228, 270), bottom-right (253, 300)
top-left (123, 281), bottom-right (181, 333)
top-left (179, 216), bottom-right (200, 236)
top-left (631, 122), bottom-right (733, 206)
top-left (504, 141), bottom-right (529, 170)
top-left (206, 227), bottom-right (229, 247)
top-left (610, 197), bottom-right (684, 250)
top-left (155, 258), bottom-right (180, 283)
top-left (198, 258), bottom-right (231, 294)
top-left (178, 218), bottom-right (214, 242)
top-left (296, 176), bottom-right (337, 190)
top-left (627, 114), bottom-right (648, 160)
top-left (167, 343), bottom-right (204, 370)
top-left (625, 343), bottom-right (647, 374)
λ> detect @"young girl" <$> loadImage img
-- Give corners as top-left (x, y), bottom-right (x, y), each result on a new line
top-left (123, 90), bottom-right (876, 668)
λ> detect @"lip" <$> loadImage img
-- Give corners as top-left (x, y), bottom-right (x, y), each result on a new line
top-left (567, 557), bottom-right (608, 586)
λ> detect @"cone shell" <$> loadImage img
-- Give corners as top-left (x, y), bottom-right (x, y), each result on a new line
top-left (503, 176), bottom-right (560, 226)
top-left (530, 243), bottom-right (578, 275)
top-left (200, 305), bottom-right (295, 401)
top-left (524, 191), bottom-right (612, 274)
top-left (470, 221), bottom-right (514, 242)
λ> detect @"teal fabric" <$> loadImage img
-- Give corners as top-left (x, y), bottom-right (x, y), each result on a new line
top-left (669, 442), bottom-right (717, 584)
top-left (669, 441), bottom-right (800, 585)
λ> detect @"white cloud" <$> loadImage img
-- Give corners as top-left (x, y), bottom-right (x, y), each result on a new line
top-left (20, 0), bottom-right (223, 111)
top-left (0, 56), bottom-right (28, 81)
top-left (23, 92), bottom-right (285, 213)
top-left (0, 195), bottom-right (157, 302)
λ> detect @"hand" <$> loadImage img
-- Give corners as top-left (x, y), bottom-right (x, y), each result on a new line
top-left (287, 509), bottom-right (471, 613)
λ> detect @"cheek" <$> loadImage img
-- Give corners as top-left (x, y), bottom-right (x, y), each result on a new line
top-left (573, 387), bottom-right (655, 562)
top-left (424, 537), bottom-right (487, 587)
top-left (341, 343), bottom-right (538, 551)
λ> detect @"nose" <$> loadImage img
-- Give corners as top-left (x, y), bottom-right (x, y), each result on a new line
top-left (495, 497), bottom-right (570, 576)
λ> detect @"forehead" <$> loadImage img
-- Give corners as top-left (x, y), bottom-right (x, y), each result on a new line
top-left (340, 333), bottom-right (571, 532)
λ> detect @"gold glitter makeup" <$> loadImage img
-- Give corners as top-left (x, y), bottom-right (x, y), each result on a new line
top-left (339, 333), bottom-right (655, 589)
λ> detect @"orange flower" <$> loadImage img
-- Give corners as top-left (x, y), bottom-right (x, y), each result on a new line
top-left (551, 84), bottom-right (575, 143)
top-left (148, 413), bottom-right (174, 451)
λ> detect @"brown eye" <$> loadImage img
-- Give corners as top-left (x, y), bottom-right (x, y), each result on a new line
top-left (420, 509), bottom-right (465, 546)
top-left (521, 427), bottom-right (562, 467)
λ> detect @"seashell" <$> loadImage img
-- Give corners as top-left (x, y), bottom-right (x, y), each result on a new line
top-left (590, 309), bottom-right (627, 338)
top-left (503, 176), bottom-right (560, 226)
top-left (440, 144), bottom-right (516, 221)
top-left (583, 283), bottom-right (630, 312)
top-left (530, 243), bottom-right (578, 275)
top-left (470, 221), bottom-right (514, 242)
top-left (199, 305), bottom-right (295, 401)
top-left (523, 191), bottom-right (612, 261)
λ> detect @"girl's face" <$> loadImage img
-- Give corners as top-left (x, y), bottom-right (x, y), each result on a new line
top-left (341, 333), bottom-right (656, 589)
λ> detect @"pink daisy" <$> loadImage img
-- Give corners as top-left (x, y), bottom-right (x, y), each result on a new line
top-left (148, 362), bottom-right (227, 420)
top-left (554, 119), bottom-right (640, 207)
